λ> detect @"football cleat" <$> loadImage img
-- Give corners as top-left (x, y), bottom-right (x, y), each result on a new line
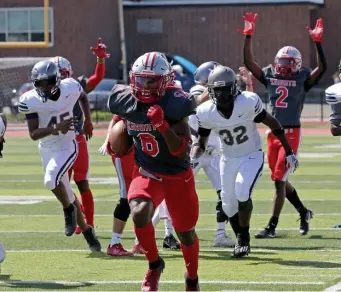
top-left (213, 233), bottom-right (235, 247)
top-left (299, 209), bottom-right (313, 235)
top-left (82, 226), bottom-right (101, 251)
top-left (107, 244), bottom-right (134, 257)
top-left (163, 234), bottom-right (180, 250)
top-left (232, 232), bottom-right (250, 258)
top-left (132, 243), bottom-right (146, 254)
top-left (185, 274), bottom-right (200, 291)
top-left (141, 257), bottom-right (165, 291)
top-left (64, 203), bottom-right (77, 236)
top-left (332, 224), bottom-right (341, 228)
top-left (255, 226), bottom-right (276, 239)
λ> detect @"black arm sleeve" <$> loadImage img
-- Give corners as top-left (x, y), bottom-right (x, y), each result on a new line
top-left (198, 127), bottom-right (211, 137)
top-left (25, 113), bottom-right (39, 120)
top-left (253, 109), bottom-right (267, 123)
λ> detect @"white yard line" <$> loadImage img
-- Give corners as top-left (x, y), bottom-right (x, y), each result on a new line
top-left (0, 280), bottom-right (326, 285)
top-left (281, 267), bottom-right (341, 270)
top-left (323, 282), bottom-right (341, 291)
top-left (263, 274), bottom-right (337, 278)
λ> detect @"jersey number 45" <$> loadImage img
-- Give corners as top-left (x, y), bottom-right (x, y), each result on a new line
top-left (47, 112), bottom-right (73, 136)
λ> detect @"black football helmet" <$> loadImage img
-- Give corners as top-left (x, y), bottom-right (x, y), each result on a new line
top-left (194, 61), bottom-right (220, 86)
top-left (207, 65), bottom-right (239, 117)
top-left (31, 60), bottom-right (61, 102)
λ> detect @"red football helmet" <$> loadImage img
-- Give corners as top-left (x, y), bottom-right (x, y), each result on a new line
top-left (129, 52), bottom-right (174, 103)
top-left (274, 46), bottom-right (302, 76)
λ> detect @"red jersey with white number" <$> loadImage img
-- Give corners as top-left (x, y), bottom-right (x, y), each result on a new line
top-left (262, 65), bottom-right (311, 127)
top-left (107, 85), bottom-right (196, 175)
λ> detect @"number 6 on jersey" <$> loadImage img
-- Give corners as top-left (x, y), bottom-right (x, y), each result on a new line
top-left (138, 133), bottom-right (160, 157)
top-left (275, 86), bottom-right (288, 108)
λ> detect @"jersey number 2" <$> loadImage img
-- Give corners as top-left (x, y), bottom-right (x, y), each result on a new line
top-left (138, 133), bottom-right (159, 157)
top-left (275, 86), bottom-right (289, 108)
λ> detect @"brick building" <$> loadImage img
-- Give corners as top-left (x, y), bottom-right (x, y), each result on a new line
top-left (0, 0), bottom-right (339, 87)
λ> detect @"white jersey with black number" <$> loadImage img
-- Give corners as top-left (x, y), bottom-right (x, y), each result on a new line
top-left (189, 84), bottom-right (221, 154)
top-left (19, 78), bottom-right (83, 150)
top-left (196, 91), bottom-right (263, 158)
top-left (0, 116), bottom-right (5, 137)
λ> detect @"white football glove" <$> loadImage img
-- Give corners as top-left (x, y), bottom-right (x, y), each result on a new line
top-left (285, 153), bottom-right (299, 173)
top-left (98, 135), bottom-right (109, 156)
top-left (190, 156), bottom-right (202, 173)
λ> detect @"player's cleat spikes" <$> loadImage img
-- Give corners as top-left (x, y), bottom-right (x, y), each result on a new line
top-left (185, 274), bottom-right (200, 291)
top-left (82, 226), bottom-right (101, 251)
top-left (333, 224), bottom-right (341, 228)
top-left (213, 233), bottom-right (235, 247)
top-left (254, 226), bottom-right (276, 239)
top-left (107, 244), bottom-right (134, 257)
top-left (74, 226), bottom-right (82, 235)
top-left (132, 243), bottom-right (146, 254)
top-left (64, 203), bottom-right (77, 236)
top-left (163, 234), bottom-right (180, 250)
top-left (141, 257), bottom-right (165, 291)
top-left (299, 209), bottom-right (313, 235)
top-left (232, 232), bottom-right (250, 258)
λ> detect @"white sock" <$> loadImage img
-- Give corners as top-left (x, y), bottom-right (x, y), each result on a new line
top-left (134, 237), bottom-right (139, 245)
top-left (110, 232), bottom-right (122, 246)
top-left (216, 222), bottom-right (226, 236)
top-left (152, 209), bottom-right (161, 227)
top-left (164, 218), bottom-right (174, 237)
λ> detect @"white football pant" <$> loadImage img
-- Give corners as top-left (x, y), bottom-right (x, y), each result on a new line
top-left (39, 139), bottom-right (78, 202)
top-left (220, 150), bottom-right (264, 217)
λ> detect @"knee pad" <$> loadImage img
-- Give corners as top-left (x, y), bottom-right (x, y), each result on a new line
top-left (113, 198), bottom-right (130, 222)
top-left (44, 177), bottom-right (56, 191)
top-left (238, 199), bottom-right (253, 213)
top-left (221, 191), bottom-right (238, 218)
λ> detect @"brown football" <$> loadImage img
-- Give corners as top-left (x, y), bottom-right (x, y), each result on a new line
top-left (108, 120), bottom-right (133, 157)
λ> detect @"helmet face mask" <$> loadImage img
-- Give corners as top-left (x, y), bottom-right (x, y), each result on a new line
top-left (50, 56), bottom-right (73, 80)
top-left (208, 82), bottom-right (238, 116)
top-left (274, 46), bottom-right (302, 77)
top-left (129, 52), bottom-right (174, 103)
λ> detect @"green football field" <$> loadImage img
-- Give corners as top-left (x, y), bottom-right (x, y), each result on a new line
top-left (0, 130), bottom-right (341, 291)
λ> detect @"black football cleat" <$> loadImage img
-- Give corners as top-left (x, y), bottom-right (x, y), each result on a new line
top-left (82, 226), bottom-right (101, 251)
top-left (64, 203), bottom-right (77, 237)
top-left (232, 232), bottom-right (250, 258)
top-left (299, 209), bottom-right (313, 236)
top-left (163, 234), bottom-right (180, 250)
top-left (185, 274), bottom-right (200, 291)
top-left (255, 226), bottom-right (276, 239)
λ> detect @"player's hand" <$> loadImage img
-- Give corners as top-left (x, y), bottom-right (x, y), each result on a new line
top-left (237, 12), bottom-right (258, 36)
top-left (90, 38), bottom-right (110, 59)
top-left (55, 118), bottom-right (75, 134)
top-left (238, 67), bottom-right (253, 86)
top-left (98, 137), bottom-right (109, 156)
top-left (285, 153), bottom-right (299, 172)
top-left (83, 119), bottom-right (93, 140)
top-left (190, 142), bottom-right (204, 169)
top-left (147, 105), bottom-right (169, 133)
top-left (0, 138), bottom-right (5, 158)
top-left (306, 18), bottom-right (323, 43)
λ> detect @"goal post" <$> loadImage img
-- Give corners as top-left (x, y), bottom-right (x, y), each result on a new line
top-left (0, 0), bottom-right (50, 48)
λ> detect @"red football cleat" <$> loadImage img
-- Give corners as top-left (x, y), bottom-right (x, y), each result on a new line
top-left (107, 244), bottom-right (134, 257)
top-left (132, 243), bottom-right (146, 254)
top-left (75, 226), bottom-right (82, 235)
top-left (141, 257), bottom-right (165, 291)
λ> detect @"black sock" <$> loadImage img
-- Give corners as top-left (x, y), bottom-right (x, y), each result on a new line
top-left (64, 203), bottom-right (74, 213)
top-left (229, 213), bottom-right (241, 236)
top-left (286, 188), bottom-right (306, 214)
top-left (240, 226), bottom-right (250, 234)
top-left (149, 257), bottom-right (161, 270)
top-left (268, 216), bottom-right (278, 229)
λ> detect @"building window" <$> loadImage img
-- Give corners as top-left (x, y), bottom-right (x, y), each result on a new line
top-left (0, 7), bottom-right (53, 45)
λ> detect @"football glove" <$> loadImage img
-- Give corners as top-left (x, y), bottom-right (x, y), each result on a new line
top-left (147, 105), bottom-right (169, 133)
top-left (237, 12), bottom-right (258, 36)
top-left (98, 135), bottom-right (109, 156)
top-left (285, 153), bottom-right (299, 173)
top-left (306, 18), bottom-right (323, 43)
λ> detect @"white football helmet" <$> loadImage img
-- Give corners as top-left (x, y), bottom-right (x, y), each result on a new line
top-left (50, 56), bottom-right (73, 79)
top-left (274, 46), bottom-right (302, 76)
top-left (129, 52), bottom-right (174, 103)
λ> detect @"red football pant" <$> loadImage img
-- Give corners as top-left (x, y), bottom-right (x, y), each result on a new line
top-left (267, 128), bottom-right (301, 181)
top-left (111, 148), bottom-right (135, 199)
top-left (69, 134), bottom-right (94, 226)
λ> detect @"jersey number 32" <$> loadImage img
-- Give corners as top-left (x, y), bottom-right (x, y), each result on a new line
top-left (275, 86), bottom-right (289, 108)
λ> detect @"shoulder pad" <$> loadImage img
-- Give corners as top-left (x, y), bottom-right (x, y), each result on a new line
top-left (195, 100), bottom-right (215, 128)
top-left (240, 91), bottom-right (264, 116)
top-left (107, 84), bottom-right (134, 116)
top-left (18, 90), bottom-right (37, 114)
top-left (76, 75), bottom-right (87, 91)
top-left (326, 83), bottom-right (341, 105)
top-left (164, 89), bottom-right (197, 121)
top-left (299, 67), bottom-right (312, 77)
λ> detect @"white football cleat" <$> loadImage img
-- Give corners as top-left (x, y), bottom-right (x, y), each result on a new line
top-left (213, 233), bottom-right (235, 247)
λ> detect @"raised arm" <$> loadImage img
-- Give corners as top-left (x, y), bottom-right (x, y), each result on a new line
top-left (238, 12), bottom-right (267, 85)
top-left (304, 19), bottom-right (327, 91)
top-left (85, 38), bottom-right (110, 94)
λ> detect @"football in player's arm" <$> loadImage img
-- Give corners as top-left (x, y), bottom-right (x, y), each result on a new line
top-left (0, 114), bottom-right (6, 158)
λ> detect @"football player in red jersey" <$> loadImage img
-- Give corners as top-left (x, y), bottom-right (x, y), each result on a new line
top-left (108, 52), bottom-right (199, 291)
top-left (239, 13), bottom-right (327, 238)
top-left (0, 114), bottom-right (6, 158)
top-left (51, 38), bottom-right (110, 233)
